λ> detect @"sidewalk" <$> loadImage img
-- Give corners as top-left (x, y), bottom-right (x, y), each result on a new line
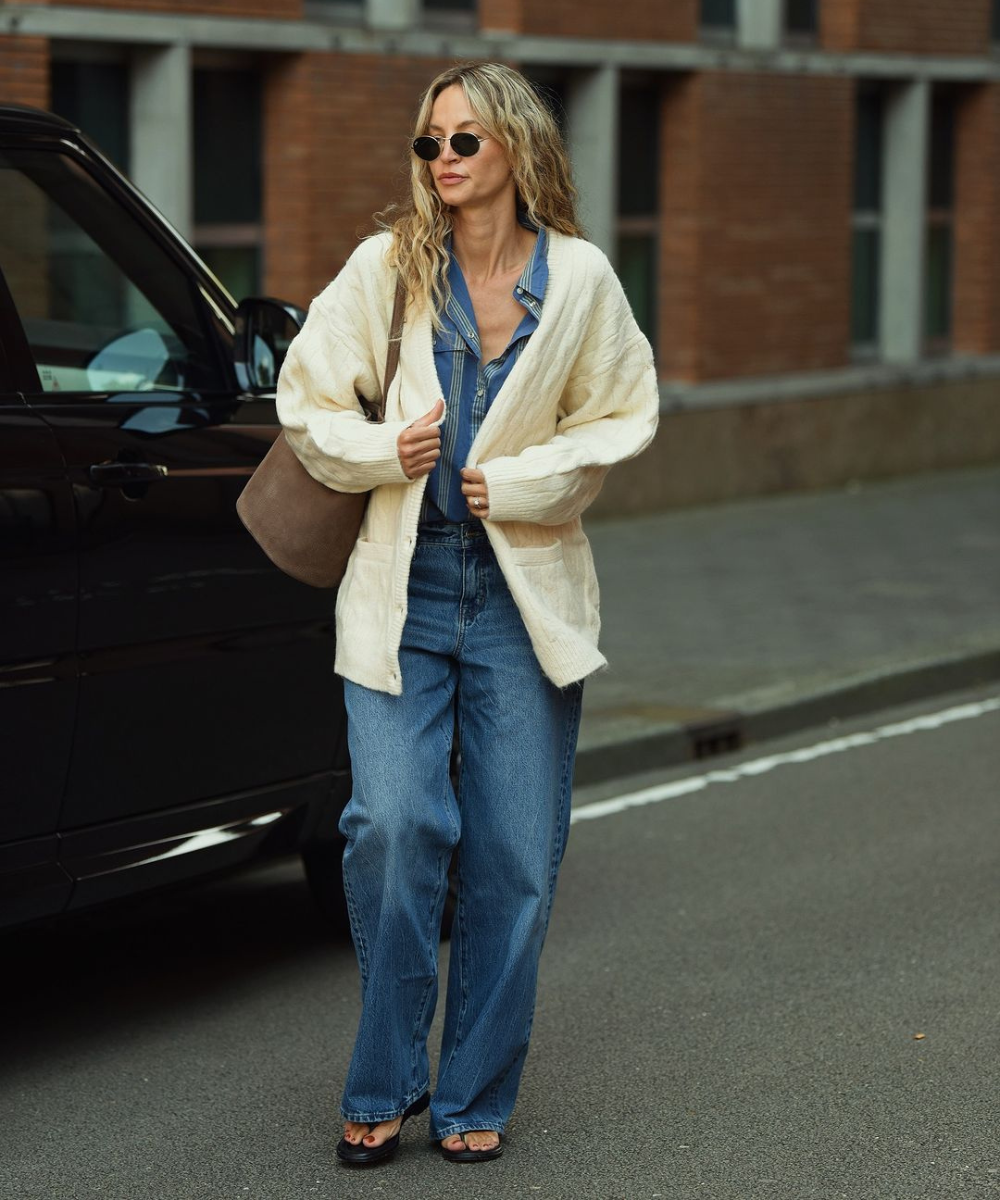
top-left (577, 465), bottom-right (1000, 784)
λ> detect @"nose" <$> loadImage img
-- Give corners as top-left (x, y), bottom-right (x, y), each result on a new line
top-left (439, 136), bottom-right (461, 165)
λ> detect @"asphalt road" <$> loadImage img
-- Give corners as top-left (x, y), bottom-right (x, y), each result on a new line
top-left (1, 687), bottom-right (998, 1200)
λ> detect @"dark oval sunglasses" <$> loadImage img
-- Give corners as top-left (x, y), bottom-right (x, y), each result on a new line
top-left (412, 133), bottom-right (490, 162)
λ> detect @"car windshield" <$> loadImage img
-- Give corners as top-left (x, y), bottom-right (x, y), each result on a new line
top-left (0, 146), bottom-right (226, 394)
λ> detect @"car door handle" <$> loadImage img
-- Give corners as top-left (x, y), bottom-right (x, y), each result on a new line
top-left (89, 462), bottom-right (169, 485)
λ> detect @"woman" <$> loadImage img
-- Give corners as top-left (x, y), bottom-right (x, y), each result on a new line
top-left (276, 61), bottom-right (659, 1166)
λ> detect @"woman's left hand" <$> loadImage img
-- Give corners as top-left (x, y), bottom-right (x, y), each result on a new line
top-left (460, 468), bottom-right (490, 520)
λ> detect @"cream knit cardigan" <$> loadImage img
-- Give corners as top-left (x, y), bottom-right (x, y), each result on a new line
top-left (276, 230), bottom-right (659, 695)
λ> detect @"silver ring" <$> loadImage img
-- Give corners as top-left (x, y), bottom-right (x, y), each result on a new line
top-left (473, 498), bottom-right (482, 509)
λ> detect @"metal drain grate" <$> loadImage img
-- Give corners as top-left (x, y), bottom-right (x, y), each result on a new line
top-left (688, 714), bottom-right (745, 760)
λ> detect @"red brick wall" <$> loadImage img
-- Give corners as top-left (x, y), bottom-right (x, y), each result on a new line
top-left (658, 74), bottom-right (701, 382)
top-left (479, 0), bottom-right (523, 33)
top-left (0, 36), bottom-right (49, 109)
top-left (953, 82), bottom-right (1000, 354)
top-left (263, 54), bottom-right (315, 309)
top-left (511, 0), bottom-right (696, 42)
top-left (58, 0), bottom-right (301, 17)
top-left (263, 53), bottom-right (449, 306)
top-left (820, 1), bottom-right (861, 51)
top-left (658, 71), bottom-right (854, 382)
top-left (823, 0), bottom-right (992, 56)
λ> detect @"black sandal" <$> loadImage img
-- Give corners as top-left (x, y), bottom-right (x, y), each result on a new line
top-left (336, 1093), bottom-right (429, 1167)
top-left (439, 1132), bottom-right (504, 1163)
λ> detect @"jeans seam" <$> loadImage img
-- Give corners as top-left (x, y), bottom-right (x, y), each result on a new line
top-left (485, 1028), bottom-right (530, 1124)
top-left (438, 762), bottom-right (470, 1079)
top-left (453, 540), bottom-right (468, 657)
top-left (409, 838), bottom-right (454, 1086)
top-left (546, 682), bottom-right (583, 913)
top-left (480, 683), bottom-right (581, 1120)
top-left (341, 858), bottom-right (369, 987)
top-left (454, 702), bottom-right (472, 1047)
top-left (409, 971), bottom-right (437, 1091)
top-left (476, 547), bottom-right (488, 621)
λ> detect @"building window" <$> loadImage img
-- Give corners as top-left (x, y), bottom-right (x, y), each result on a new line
top-left (192, 68), bottom-right (262, 301)
top-left (50, 58), bottom-right (130, 172)
top-left (524, 69), bottom-right (570, 137)
top-left (784, 0), bottom-right (819, 40)
top-left (924, 88), bottom-right (955, 353)
top-left (617, 84), bottom-right (659, 353)
top-left (850, 82), bottom-right (883, 357)
top-left (700, 0), bottom-right (736, 40)
top-left (423, 0), bottom-right (477, 29)
top-left (303, 1), bottom-right (364, 24)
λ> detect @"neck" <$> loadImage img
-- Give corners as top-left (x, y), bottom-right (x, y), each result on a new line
top-left (452, 201), bottom-right (534, 283)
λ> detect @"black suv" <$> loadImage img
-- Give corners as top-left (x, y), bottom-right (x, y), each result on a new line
top-left (0, 105), bottom-right (351, 930)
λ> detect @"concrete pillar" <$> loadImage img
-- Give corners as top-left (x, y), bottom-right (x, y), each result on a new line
top-left (129, 43), bottom-right (192, 239)
top-left (366, 0), bottom-right (419, 31)
top-left (566, 64), bottom-right (619, 262)
top-left (880, 78), bottom-right (930, 362)
top-left (737, 0), bottom-right (782, 50)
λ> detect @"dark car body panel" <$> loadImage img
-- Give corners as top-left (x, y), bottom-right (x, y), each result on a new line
top-left (0, 104), bottom-right (349, 929)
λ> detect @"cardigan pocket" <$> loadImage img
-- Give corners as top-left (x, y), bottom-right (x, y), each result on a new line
top-left (507, 540), bottom-right (590, 632)
top-left (508, 541), bottom-right (564, 567)
top-left (335, 537), bottom-right (395, 655)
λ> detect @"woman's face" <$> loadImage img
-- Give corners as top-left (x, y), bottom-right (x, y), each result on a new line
top-left (425, 83), bottom-right (514, 212)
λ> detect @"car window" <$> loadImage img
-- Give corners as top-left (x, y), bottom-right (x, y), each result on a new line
top-left (0, 147), bottom-right (226, 394)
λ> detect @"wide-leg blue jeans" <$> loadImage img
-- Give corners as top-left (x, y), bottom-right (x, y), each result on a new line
top-left (338, 521), bottom-right (583, 1140)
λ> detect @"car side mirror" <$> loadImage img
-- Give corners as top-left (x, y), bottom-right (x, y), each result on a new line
top-left (234, 297), bottom-right (307, 392)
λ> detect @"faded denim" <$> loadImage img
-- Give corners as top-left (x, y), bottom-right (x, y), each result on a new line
top-left (339, 521), bottom-right (583, 1140)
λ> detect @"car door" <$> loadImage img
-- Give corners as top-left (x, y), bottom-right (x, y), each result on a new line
top-left (0, 136), bottom-right (346, 900)
top-left (0, 269), bottom-right (76, 924)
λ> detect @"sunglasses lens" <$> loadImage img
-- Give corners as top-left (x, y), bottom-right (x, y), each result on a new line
top-left (412, 136), bottom-right (440, 161)
top-left (451, 133), bottom-right (481, 157)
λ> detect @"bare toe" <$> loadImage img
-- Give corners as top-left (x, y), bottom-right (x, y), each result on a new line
top-left (441, 1134), bottom-right (466, 1152)
top-left (465, 1131), bottom-right (500, 1152)
top-left (363, 1118), bottom-right (402, 1148)
top-left (342, 1121), bottom-right (369, 1145)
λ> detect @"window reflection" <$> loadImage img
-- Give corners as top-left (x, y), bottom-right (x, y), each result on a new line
top-left (0, 150), bottom-right (223, 394)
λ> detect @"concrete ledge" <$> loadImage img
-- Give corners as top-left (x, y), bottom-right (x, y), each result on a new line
top-left (659, 354), bottom-right (1000, 413)
top-left (592, 373), bottom-right (1000, 517)
top-left (573, 645), bottom-right (1000, 786)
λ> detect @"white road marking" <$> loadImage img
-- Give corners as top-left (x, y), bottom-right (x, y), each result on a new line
top-left (570, 695), bottom-right (1000, 824)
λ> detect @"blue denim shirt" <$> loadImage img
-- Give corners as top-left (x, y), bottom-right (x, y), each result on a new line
top-left (421, 225), bottom-right (549, 524)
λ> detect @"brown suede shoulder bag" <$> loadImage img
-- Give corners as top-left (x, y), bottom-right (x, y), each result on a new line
top-left (236, 279), bottom-right (406, 589)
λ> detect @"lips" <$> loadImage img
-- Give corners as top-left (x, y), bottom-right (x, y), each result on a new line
top-left (438, 174), bottom-right (466, 184)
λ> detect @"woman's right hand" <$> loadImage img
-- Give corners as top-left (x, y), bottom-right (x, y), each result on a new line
top-left (397, 399), bottom-right (444, 479)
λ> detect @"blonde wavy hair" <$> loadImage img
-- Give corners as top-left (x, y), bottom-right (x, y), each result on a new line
top-left (382, 62), bottom-right (582, 322)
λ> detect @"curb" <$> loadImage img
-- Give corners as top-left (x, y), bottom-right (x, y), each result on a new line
top-left (572, 646), bottom-right (1000, 787)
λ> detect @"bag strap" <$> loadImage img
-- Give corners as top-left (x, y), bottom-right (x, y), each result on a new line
top-left (374, 277), bottom-right (407, 424)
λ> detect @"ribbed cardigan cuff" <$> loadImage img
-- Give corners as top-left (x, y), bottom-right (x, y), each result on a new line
top-left (480, 455), bottom-right (584, 524)
top-left (288, 419), bottom-right (411, 492)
